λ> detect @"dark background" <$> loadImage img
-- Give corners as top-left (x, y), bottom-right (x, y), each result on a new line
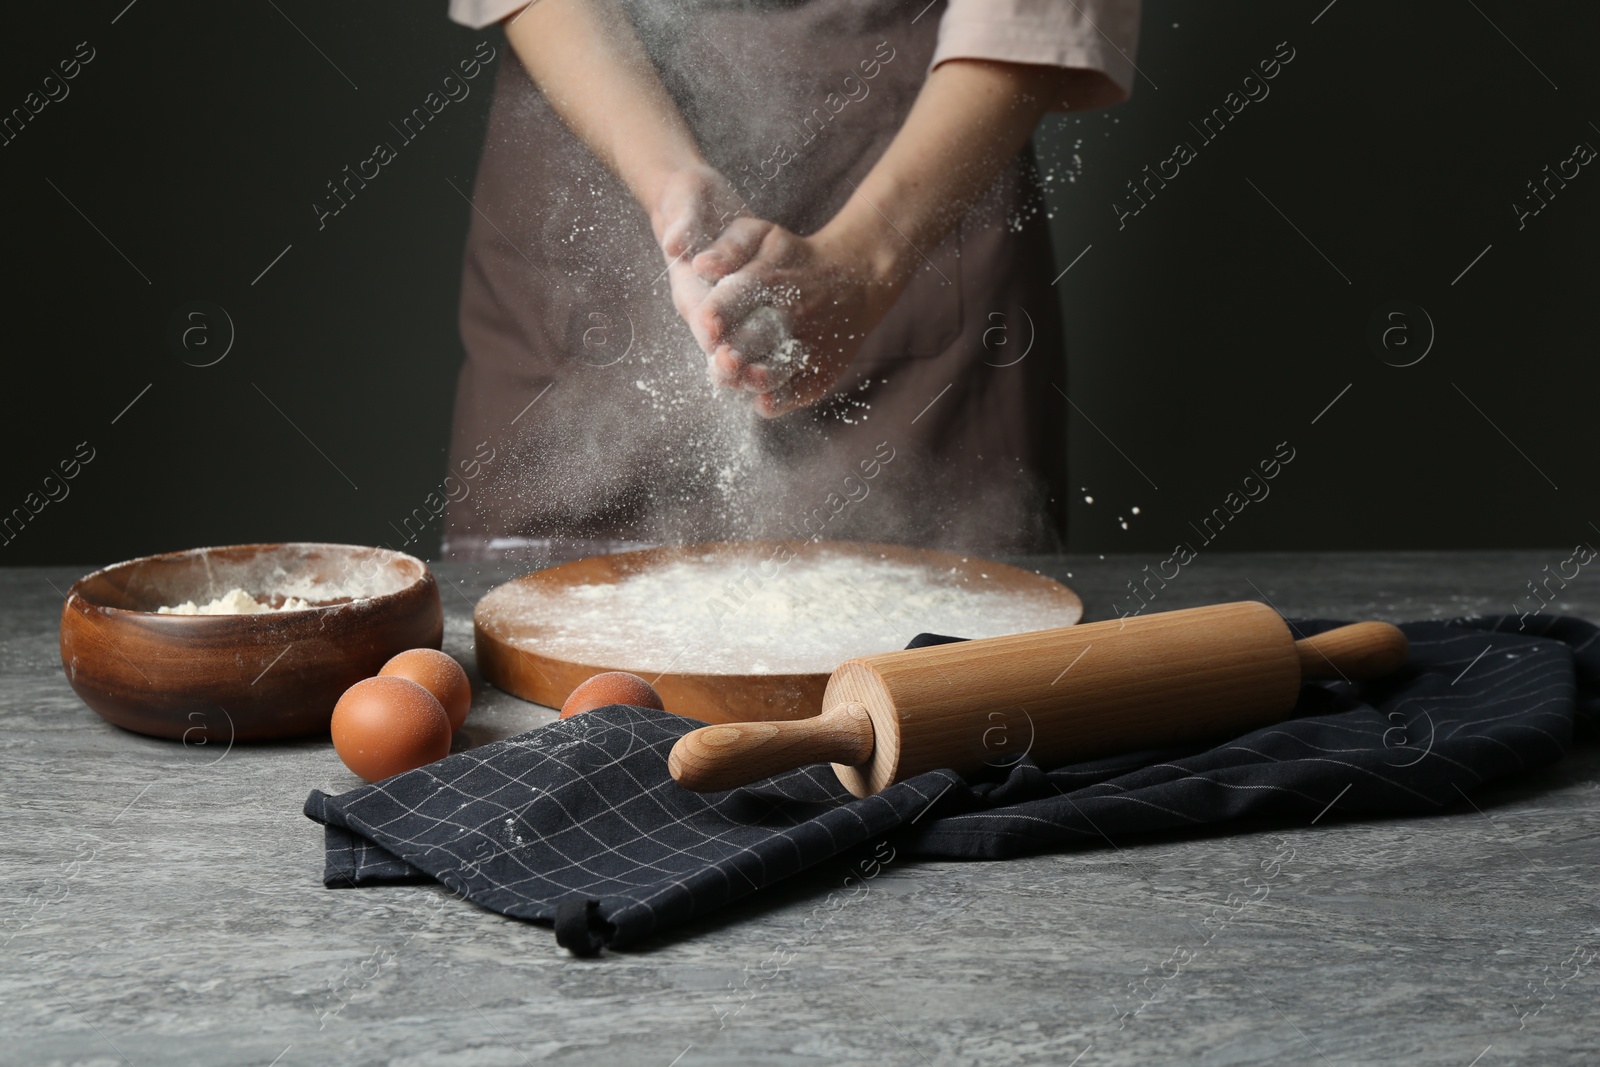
top-left (3, 0), bottom-right (1595, 567)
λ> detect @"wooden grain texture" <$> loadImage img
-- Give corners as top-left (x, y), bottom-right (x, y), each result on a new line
top-left (58, 543), bottom-right (442, 742)
top-left (828, 601), bottom-right (1302, 795)
top-left (473, 539), bottom-right (1083, 724)
top-left (1295, 620), bottom-right (1409, 680)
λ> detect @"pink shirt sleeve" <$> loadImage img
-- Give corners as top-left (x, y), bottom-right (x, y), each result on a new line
top-left (933, 0), bottom-right (1141, 109)
top-left (448, 0), bottom-right (525, 28)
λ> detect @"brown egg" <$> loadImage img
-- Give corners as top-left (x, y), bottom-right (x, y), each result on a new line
top-left (379, 648), bottom-right (472, 731)
top-left (560, 672), bottom-right (665, 719)
top-left (331, 676), bottom-right (452, 782)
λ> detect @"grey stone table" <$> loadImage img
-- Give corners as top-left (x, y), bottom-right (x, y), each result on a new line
top-left (4, 552), bottom-right (1598, 1066)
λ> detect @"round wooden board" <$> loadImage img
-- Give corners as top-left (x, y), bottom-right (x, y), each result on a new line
top-left (473, 539), bottom-right (1083, 725)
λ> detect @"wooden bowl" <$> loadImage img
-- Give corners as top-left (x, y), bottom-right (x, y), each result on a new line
top-left (59, 542), bottom-right (443, 742)
top-left (475, 539), bottom-right (1082, 725)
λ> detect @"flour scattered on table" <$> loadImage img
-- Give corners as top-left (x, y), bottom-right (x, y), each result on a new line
top-left (482, 548), bottom-right (1079, 674)
top-left (157, 588), bottom-right (312, 615)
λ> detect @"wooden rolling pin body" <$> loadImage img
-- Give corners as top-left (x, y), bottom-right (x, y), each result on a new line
top-left (668, 601), bottom-right (1408, 797)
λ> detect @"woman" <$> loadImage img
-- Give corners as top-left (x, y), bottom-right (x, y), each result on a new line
top-left (443, 0), bottom-right (1139, 561)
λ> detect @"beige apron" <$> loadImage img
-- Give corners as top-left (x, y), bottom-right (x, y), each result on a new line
top-left (443, 0), bottom-right (1067, 561)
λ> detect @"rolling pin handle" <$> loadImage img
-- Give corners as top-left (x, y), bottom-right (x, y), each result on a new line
top-left (1294, 621), bottom-right (1408, 681)
top-left (669, 701), bottom-right (875, 793)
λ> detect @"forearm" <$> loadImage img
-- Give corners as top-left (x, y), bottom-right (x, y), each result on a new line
top-left (818, 59), bottom-right (1076, 304)
top-left (504, 0), bottom-right (702, 209)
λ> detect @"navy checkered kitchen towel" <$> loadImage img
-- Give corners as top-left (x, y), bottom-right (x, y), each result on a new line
top-left (304, 615), bottom-right (1600, 955)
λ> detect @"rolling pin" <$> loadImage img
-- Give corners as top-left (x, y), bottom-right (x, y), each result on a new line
top-left (668, 601), bottom-right (1407, 797)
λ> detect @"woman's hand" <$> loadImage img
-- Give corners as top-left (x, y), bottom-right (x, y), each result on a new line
top-left (652, 164), bottom-right (744, 263)
top-left (649, 165), bottom-right (748, 354)
top-left (689, 216), bottom-right (906, 418)
top-left (501, 0), bottom-right (744, 358)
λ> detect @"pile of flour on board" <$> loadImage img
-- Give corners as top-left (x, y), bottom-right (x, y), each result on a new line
top-left (488, 549), bottom-right (1078, 674)
top-left (157, 588), bottom-right (312, 615)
